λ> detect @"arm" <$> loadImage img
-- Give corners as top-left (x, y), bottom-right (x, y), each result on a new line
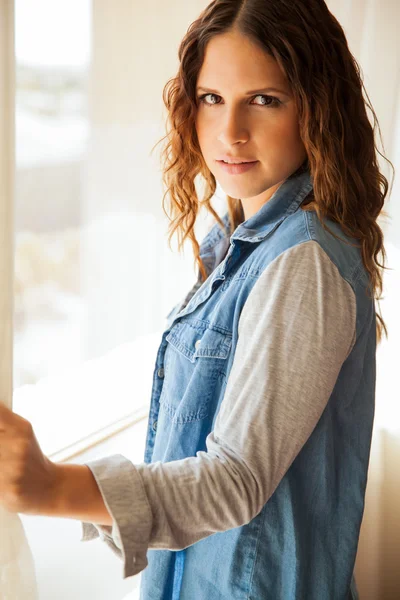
top-left (53, 241), bottom-right (357, 577)
top-left (49, 462), bottom-right (113, 526)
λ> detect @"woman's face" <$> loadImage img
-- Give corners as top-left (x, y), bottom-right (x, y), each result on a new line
top-left (195, 29), bottom-right (307, 220)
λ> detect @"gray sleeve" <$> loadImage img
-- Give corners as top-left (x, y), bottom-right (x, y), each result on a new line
top-left (80, 240), bottom-right (357, 579)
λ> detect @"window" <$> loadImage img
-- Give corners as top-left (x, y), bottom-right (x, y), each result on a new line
top-left (11, 0), bottom-right (216, 459)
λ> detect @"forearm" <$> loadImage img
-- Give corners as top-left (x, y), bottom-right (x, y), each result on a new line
top-left (45, 462), bottom-right (113, 526)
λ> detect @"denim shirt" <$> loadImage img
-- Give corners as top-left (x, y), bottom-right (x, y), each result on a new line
top-left (82, 167), bottom-right (374, 600)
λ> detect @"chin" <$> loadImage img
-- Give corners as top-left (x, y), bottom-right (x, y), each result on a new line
top-left (221, 184), bottom-right (264, 201)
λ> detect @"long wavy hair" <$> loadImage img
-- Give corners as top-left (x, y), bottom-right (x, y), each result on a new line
top-left (151, 0), bottom-right (395, 345)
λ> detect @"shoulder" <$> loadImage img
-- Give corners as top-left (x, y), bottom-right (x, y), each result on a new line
top-left (272, 206), bottom-right (365, 293)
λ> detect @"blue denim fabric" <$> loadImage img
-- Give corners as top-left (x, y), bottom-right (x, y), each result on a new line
top-left (139, 166), bottom-right (374, 599)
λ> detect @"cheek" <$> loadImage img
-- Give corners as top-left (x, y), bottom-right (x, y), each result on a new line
top-left (195, 126), bottom-right (216, 166)
top-left (195, 117), bottom-right (210, 146)
top-left (195, 119), bottom-right (206, 150)
top-left (287, 121), bottom-right (306, 155)
top-left (264, 115), bottom-right (304, 151)
top-left (282, 111), bottom-right (303, 143)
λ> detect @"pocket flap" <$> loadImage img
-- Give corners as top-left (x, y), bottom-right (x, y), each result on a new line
top-left (166, 319), bottom-right (232, 363)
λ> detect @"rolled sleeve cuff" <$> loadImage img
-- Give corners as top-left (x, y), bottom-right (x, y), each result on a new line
top-left (81, 521), bottom-right (101, 541)
top-left (79, 454), bottom-right (152, 579)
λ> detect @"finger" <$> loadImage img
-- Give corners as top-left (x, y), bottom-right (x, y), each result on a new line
top-left (0, 403), bottom-right (13, 427)
top-left (0, 403), bottom-right (22, 430)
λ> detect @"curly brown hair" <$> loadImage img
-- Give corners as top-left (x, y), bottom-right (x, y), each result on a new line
top-left (151, 0), bottom-right (395, 345)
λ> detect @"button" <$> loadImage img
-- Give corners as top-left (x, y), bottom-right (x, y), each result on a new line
top-left (195, 339), bottom-right (201, 349)
top-left (153, 420), bottom-right (158, 431)
top-left (157, 367), bottom-right (164, 378)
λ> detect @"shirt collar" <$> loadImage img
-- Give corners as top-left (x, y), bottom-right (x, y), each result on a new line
top-left (199, 165), bottom-right (313, 261)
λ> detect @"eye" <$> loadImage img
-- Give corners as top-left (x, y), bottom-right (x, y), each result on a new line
top-left (197, 93), bottom-right (220, 106)
top-left (252, 94), bottom-right (282, 108)
top-left (197, 93), bottom-right (282, 108)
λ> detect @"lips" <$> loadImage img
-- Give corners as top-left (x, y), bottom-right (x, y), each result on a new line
top-left (217, 158), bottom-right (257, 164)
top-left (220, 160), bottom-right (251, 164)
top-left (217, 160), bottom-right (259, 174)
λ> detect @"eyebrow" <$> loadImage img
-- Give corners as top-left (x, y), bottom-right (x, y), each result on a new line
top-left (196, 86), bottom-right (291, 97)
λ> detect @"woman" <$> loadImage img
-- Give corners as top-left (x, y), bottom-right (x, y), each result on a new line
top-left (0, 1), bottom-right (394, 598)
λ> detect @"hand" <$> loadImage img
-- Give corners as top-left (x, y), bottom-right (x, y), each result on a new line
top-left (0, 402), bottom-right (58, 515)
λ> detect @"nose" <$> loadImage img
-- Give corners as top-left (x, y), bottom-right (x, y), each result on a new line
top-left (217, 108), bottom-right (250, 146)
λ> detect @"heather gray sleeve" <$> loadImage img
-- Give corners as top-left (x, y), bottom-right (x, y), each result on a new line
top-left (80, 240), bottom-right (357, 579)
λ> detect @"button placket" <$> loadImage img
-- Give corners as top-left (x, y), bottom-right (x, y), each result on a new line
top-left (153, 365), bottom-right (164, 433)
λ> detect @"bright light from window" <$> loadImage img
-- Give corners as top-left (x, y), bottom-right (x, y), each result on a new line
top-left (15, 0), bottom-right (91, 68)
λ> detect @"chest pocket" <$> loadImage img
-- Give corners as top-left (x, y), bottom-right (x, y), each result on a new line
top-left (159, 319), bottom-right (232, 424)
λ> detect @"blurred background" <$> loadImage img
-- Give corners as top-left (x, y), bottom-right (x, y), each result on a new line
top-left (2, 0), bottom-right (399, 598)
